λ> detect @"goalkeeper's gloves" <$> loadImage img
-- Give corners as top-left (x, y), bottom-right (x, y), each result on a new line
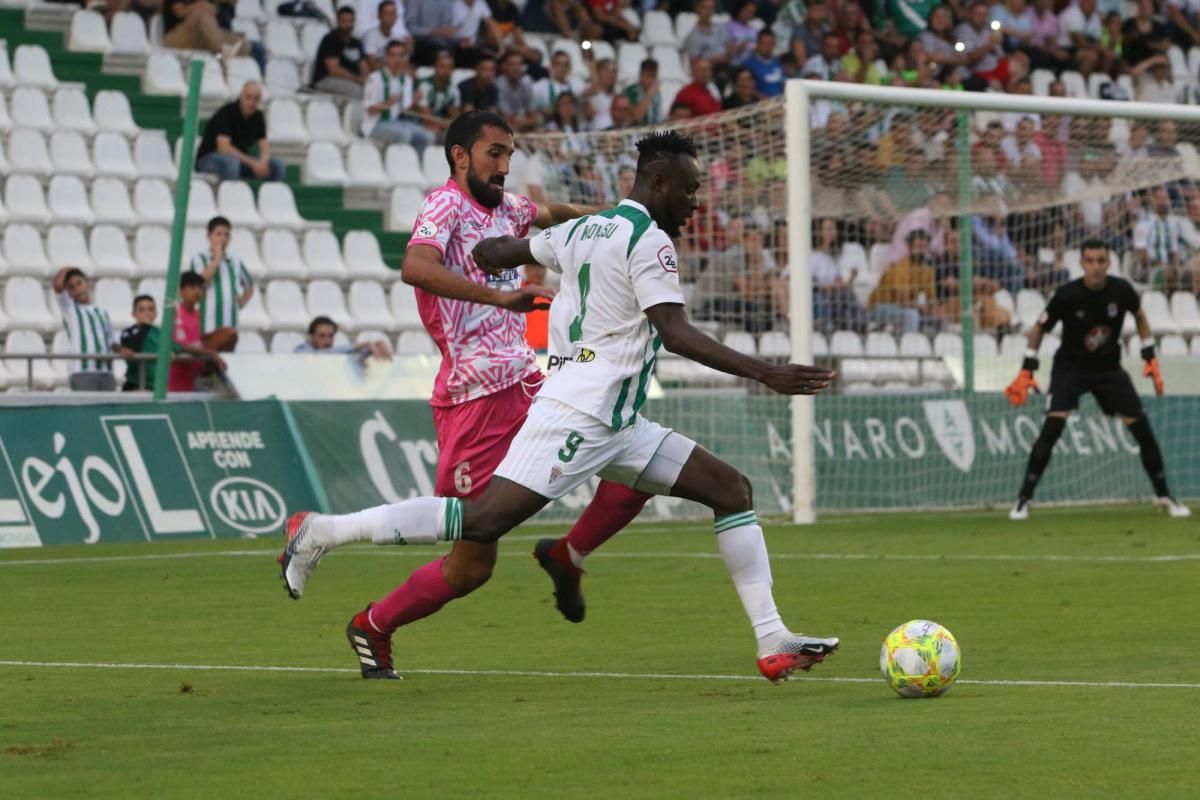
top-left (1005, 353), bottom-right (1040, 407)
top-left (1141, 340), bottom-right (1164, 396)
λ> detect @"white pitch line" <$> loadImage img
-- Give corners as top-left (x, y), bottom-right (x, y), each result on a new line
top-left (3, 548), bottom-right (1200, 568)
top-left (0, 660), bottom-right (1198, 690)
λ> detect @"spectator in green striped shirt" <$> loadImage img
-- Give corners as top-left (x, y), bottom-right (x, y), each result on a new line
top-left (54, 267), bottom-right (120, 392)
top-left (186, 216), bottom-right (254, 354)
top-left (414, 49), bottom-right (462, 141)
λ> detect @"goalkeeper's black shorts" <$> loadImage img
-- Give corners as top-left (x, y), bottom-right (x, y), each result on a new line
top-left (1046, 367), bottom-right (1143, 418)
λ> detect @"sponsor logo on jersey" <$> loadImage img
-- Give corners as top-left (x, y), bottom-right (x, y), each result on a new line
top-left (1085, 325), bottom-right (1111, 351)
top-left (415, 220), bottom-right (439, 238)
top-left (1107, 302), bottom-right (1118, 318)
top-left (658, 246), bottom-right (678, 273)
top-left (549, 465), bottom-right (562, 484)
top-left (547, 348), bottom-right (595, 371)
top-left (1075, 309), bottom-right (1086, 319)
top-left (577, 348), bottom-right (595, 362)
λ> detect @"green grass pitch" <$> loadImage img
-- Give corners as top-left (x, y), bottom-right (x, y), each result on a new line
top-left (1, 507), bottom-right (1197, 798)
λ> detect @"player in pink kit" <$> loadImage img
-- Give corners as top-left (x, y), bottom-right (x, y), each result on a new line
top-left (280, 111), bottom-right (651, 679)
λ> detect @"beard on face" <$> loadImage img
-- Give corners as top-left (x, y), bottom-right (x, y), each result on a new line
top-left (467, 164), bottom-right (505, 209)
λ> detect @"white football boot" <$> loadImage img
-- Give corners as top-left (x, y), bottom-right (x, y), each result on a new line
top-left (1008, 498), bottom-right (1030, 521)
top-left (1155, 497), bottom-right (1193, 519)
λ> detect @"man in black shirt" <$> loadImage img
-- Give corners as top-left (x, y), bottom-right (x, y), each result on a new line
top-left (195, 82), bottom-right (284, 182)
top-left (311, 5), bottom-right (369, 98)
top-left (1005, 239), bottom-right (1190, 519)
top-left (458, 55), bottom-right (499, 113)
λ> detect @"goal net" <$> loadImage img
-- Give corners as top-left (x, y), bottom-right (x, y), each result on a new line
top-left (514, 85), bottom-right (1200, 521)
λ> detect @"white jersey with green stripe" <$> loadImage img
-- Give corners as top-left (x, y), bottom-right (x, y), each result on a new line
top-left (529, 198), bottom-right (684, 430)
top-left (56, 292), bottom-right (117, 373)
top-left (186, 250), bottom-right (253, 334)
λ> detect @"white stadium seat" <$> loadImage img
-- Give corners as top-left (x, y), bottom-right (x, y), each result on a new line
top-left (6, 329), bottom-right (58, 389)
top-left (11, 87), bottom-right (54, 130)
top-left (616, 42), bottom-right (649, 85)
top-left (95, 278), bottom-right (135, 330)
top-left (4, 223), bottom-right (53, 277)
top-left (1160, 334), bottom-right (1188, 356)
top-left (385, 143), bottom-right (429, 188)
top-left (264, 19), bottom-right (305, 61)
top-left (13, 45), bottom-right (58, 89)
top-left (50, 130), bottom-right (95, 177)
top-left (261, 229), bottom-right (308, 280)
top-left (1015, 289), bottom-right (1044, 330)
top-left (225, 56), bottom-right (263, 95)
top-left (198, 54), bottom-right (231, 99)
top-left (306, 279), bottom-right (353, 330)
top-left (270, 330), bottom-right (305, 354)
top-left (1140, 291), bottom-right (1179, 336)
top-left (135, 226), bottom-right (171, 277)
top-left (47, 224), bottom-right (95, 270)
top-left (346, 141), bottom-right (389, 188)
top-left (133, 178), bottom-right (175, 226)
top-left (6, 279), bottom-right (57, 334)
top-left (349, 280), bottom-right (396, 331)
top-left (305, 100), bottom-right (348, 143)
top-left (0, 42), bottom-right (13, 89)
top-left (641, 10), bottom-right (677, 46)
top-left (722, 331), bottom-right (756, 355)
top-left (49, 175), bottom-right (96, 226)
top-left (973, 333), bottom-right (999, 359)
top-left (134, 133), bottom-right (177, 179)
top-left (1170, 291), bottom-right (1200, 335)
top-left (143, 52), bottom-right (187, 95)
top-left (110, 11), bottom-right (151, 54)
top-left (217, 181), bottom-right (264, 229)
top-left (303, 230), bottom-right (350, 281)
top-left (396, 329), bottom-right (437, 355)
top-left (0, 138), bottom-right (7, 176)
top-left (237, 330), bottom-right (268, 353)
top-left (94, 132), bottom-right (139, 179)
top-left (344, 230), bottom-right (398, 282)
top-left (237, 288), bottom-right (272, 332)
top-left (933, 332), bottom-right (962, 357)
top-left (0, 92), bottom-right (11, 132)
top-left (94, 90), bottom-right (139, 135)
top-left (264, 59), bottom-right (300, 98)
top-left (305, 142), bottom-right (349, 185)
top-left (6, 174), bottom-right (53, 224)
top-left (389, 187), bottom-right (426, 232)
top-left (1000, 333), bottom-right (1026, 360)
top-left (830, 330), bottom-right (863, 357)
top-left (69, 10), bottom-right (112, 53)
top-left (899, 331), bottom-right (932, 357)
top-left (90, 177), bottom-right (136, 227)
top-left (758, 331), bottom-right (789, 357)
top-left (1039, 333), bottom-right (1060, 358)
top-left (90, 225), bottom-right (138, 279)
top-left (258, 182), bottom-right (308, 229)
top-left (299, 21), bottom-right (327, 59)
top-left (186, 181), bottom-right (219, 226)
top-left (651, 45), bottom-right (687, 83)
top-left (265, 280), bottom-right (311, 330)
top-left (52, 88), bottom-right (97, 134)
top-left (389, 283), bottom-right (422, 329)
top-left (229, 228), bottom-right (266, 278)
top-left (8, 129), bottom-right (53, 176)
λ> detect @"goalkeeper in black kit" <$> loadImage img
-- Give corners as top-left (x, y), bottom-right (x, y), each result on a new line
top-left (1004, 239), bottom-right (1191, 520)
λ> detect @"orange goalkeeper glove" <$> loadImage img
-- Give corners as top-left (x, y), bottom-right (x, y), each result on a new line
top-left (1141, 342), bottom-right (1164, 395)
top-left (1005, 355), bottom-right (1040, 407)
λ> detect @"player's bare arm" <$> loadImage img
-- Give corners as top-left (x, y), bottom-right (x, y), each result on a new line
top-left (644, 303), bottom-right (834, 396)
top-left (403, 243), bottom-right (554, 312)
top-left (534, 202), bottom-right (603, 229)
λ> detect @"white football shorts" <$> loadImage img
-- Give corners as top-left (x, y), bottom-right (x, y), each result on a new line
top-left (493, 398), bottom-right (697, 499)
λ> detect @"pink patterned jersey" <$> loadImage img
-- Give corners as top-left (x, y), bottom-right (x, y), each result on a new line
top-left (407, 178), bottom-right (540, 407)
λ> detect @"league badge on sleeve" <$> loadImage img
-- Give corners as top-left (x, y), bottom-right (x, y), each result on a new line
top-left (657, 246), bottom-right (677, 273)
top-left (415, 220), bottom-right (439, 239)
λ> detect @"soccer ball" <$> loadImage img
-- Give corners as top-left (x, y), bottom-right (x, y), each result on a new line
top-left (880, 620), bottom-right (961, 698)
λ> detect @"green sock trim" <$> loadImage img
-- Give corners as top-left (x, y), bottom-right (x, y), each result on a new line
top-left (442, 498), bottom-right (463, 542)
top-left (714, 511), bottom-right (758, 534)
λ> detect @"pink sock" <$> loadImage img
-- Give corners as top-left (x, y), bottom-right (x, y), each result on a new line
top-left (368, 557), bottom-right (460, 635)
top-left (562, 480), bottom-right (652, 558)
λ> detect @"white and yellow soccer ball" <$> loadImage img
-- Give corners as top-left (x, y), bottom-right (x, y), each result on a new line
top-left (880, 620), bottom-right (961, 698)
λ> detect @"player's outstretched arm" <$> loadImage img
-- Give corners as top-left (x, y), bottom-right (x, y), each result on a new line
top-left (471, 235), bottom-right (535, 274)
top-left (645, 303), bottom-right (835, 395)
top-left (1136, 308), bottom-right (1165, 395)
top-left (403, 243), bottom-right (554, 311)
top-left (534, 203), bottom-right (602, 229)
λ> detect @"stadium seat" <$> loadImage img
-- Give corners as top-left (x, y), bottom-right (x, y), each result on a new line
top-left (186, 181), bottom-right (219, 226)
top-left (384, 143), bottom-right (429, 188)
top-left (217, 181), bottom-right (265, 229)
top-left (420, 143), bottom-right (443, 180)
top-left (134, 226), bottom-right (170, 277)
top-left (133, 178), bottom-right (175, 226)
top-left (90, 177), bottom-right (136, 227)
top-left (11, 87), bottom-right (53, 130)
top-left (0, 138), bottom-right (7, 176)
top-left (265, 280), bottom-right (311, 330)
top-left (1140, 291), bottom-right (1179, 336)
top-left (758, 331), bottom-right (789, 357)
top-left (258, 182), bottom-right (308, 229)
top-left (237, 288), bottom-right (271, 331)
top-left (226, 227), bottom-right (264, 277)
top-left (305, 142), bottom-right (350, 185)
top-left (1170, 292), bottom-right (1200, 335)
top-left (1168, 45), bottom-right (1189, 82)
top-left (5, 279), bottom-right (57, 334)
top-left (299, 21), bottom-right (327, 60)
top-left (389, 283), bottom-right (422, 329)
top-left (972, 333), bottom-right (999, 359)
top-left (197, 54), bottom-right (231, 99)
top-left (1160, 334), bottom-right (1188, 356)
top-left (589, 39), bottom-right (617, 63)
top-left (641, 9), bottom-right (677, 46)
top-left (8, 129), bottom-right (53, 176)
top-left (396, 329), bottom-right (437, 355)
top-left (6, 329), bottom-right (58, 389)
top-left (616, 42), bottom-right (649, 85)
top-left (143, 52), bottom-right (187, 95)
top-left (94, 90), bottom-right (140, 135)
top-left (261, 228), bottom-right (308, 280)
top-left (348, 280), bottom-right (396, 331)
top-left (933, 331), bottom-right (962, 356)
top-left (270, 330), bottom-right (305, 354)
top-left (110, 11), bottom-right (150, 54)
top-left (830, 330), bottom-right (863, 357)
top-left (226, 56), bottom-right (263, 95)
top-left (388, 187), bottom-right (426, 232)
top-left (0, 92), bottom-right (11, 133)
top-left (94, 132), bottom-right (139, 179)
top-left (303, 230), bottom-right (350, 281)
top-left (47, 224), bottom-right (95, 270)
top-left (95, 278), bottom-right (135, 329)
top-left (6, 174), bottom-right (53, 224)
top-left (1086, 72), bottom-right (1111, 99)
top-left (651, 45), bottom-right (687, 83)
top-left (999, 333), bottom-right (1025, 360)
top-left (991, 288), bottom-right (1016, 320)
top-left (89, 225), bottom-right (138, 279)
top-left (812, 331), bottom-right (829, 357)
top-left (1015, 289), bottom-right (1044, 330)
top-left (52, 88), bottom-right (96, 134)
top-left (13, 45), bottom-right (58, 89)
top-left (134, 133), bottom-right (177, 179)
top-left (181, 226), bottom-right (208, 264)
top-left (1060, 70), bottom-right (1087, 98)
top-left (264, 59), bottom-right (300, 98)
top-left (1031, 68), bottom-right (1054, 96)
top-left (50, 130), bottom-right (95, 177)
top-left (305, 100), bottom-right (348, 143)
top-left (3, 223), bottom-right (53, 277)
top-left (550, 38), bottom-right (587, 82)
top-left (306, 279), bottom-right (354, 330)
top-left (344, 230), bottom-right (398, 282)
top-left (346, 141), bottom-right (389, 188)
top-left (0, 42), bottom-right (13, 90)
top-left (722, 331), bottom-right (756, 355)
top-left (236, 329), bottom-right (267, 353)
top-left (264, 19), bottom-right (305, 61)
top-left (898, 331), bottom-right (932, 357)
top-left (69, 10), bottom-right (111, 53)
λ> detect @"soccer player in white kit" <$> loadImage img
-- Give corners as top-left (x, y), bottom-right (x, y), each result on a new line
top-left (282, 131), bottom-right (840, 682)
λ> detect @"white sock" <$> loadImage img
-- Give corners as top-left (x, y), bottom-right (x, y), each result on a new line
top-left (326, 498), bottom-right (462, 546)
top-left (714, 512), bottom-right (787, 650)
top-left (566, 542), bottom-right (587, 569)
